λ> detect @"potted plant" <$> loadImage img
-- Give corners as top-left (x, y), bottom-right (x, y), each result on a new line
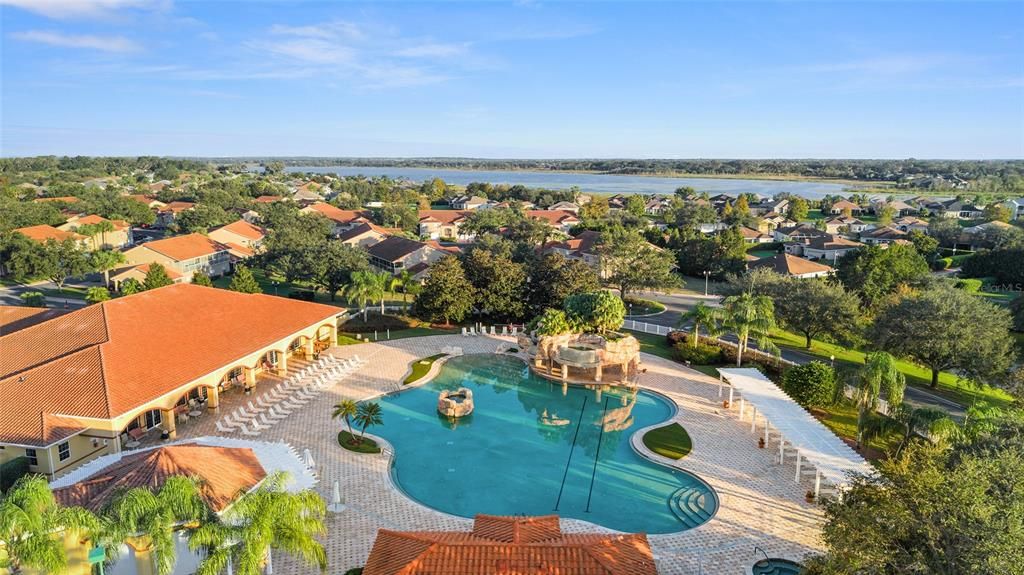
top-left (805, 490), bottom-right (815, 503)
top-left (722, 400), bottom-right (730, 408)
top-left (758, 436), bottom-right (765, 448)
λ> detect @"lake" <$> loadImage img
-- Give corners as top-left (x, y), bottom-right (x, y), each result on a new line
top-left (285, 165), bottom-right (858, 200)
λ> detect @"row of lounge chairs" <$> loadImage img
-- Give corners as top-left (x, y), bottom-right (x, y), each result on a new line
top-left (462, 325), bottom-right (519, 337)
top-left (215, 355), bottom-right (365, 437)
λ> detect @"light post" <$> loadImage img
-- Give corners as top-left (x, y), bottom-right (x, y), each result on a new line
top-left (703, 270), bottom-right (711, 296)
top-left (830, 354), bottom-right (835, 368)
top-left (273, 280), bottom-right (279, 296)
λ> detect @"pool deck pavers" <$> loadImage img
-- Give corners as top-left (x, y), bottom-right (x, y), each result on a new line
top-left (179, 334), bottom-right (827, 574)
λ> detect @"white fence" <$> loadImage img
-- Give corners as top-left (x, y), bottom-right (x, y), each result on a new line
top-left (622, 320), bottom-right (797, 368)
top-left (622, 319), bottom-right (672, 336)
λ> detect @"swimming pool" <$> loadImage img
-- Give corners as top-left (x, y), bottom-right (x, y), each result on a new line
top-left (375, 354), bottom-right (718, 533)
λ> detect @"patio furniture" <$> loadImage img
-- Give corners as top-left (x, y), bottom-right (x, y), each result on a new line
top-left (216, 420), bottom-right (235, 433)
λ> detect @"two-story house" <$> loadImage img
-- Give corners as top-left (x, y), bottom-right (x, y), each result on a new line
top-left (122, 233), bottom-right (231, 281)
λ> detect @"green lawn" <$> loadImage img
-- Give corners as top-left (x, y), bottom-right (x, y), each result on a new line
top-left (212, 267), bottom-right (411, 308)
top-left (338, 431), bottom-right (381, 454)
top-left (770, 329), bottom-right (1013, 409)
top-left (623, 297), bottom-right (666, 315)
top-left (629, 331), bottom-right (722, 378)
top-left (403, 353), bottom-right (447, 385)
top-left (747, 250), bottom-right (778, 259)
top-left (642, 423), bottom-right (693, 459)
top-left (812, 399), bottom-right (901, 463)
top-left (338, 326), bottom-right (461, 345)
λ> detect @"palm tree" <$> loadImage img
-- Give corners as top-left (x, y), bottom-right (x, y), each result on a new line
top-left (91, 249), bottom-right (127, 286)
top-left (190, 472), bottom-right (327, 575)
top-left (372, 272), bottom-right (390, 315)
top-left (331, 399), bottom-right (358, 441)
top-left (850, 351), bottom-right (906, 449)
top-left (354, 402), bottom-right (384, 442)
top-left (891, 405), bottom-right (958, 458)
top-left (719, 292), bottom-right (778, 366)
top-left (678, 302), bottom-right (721, 348)
top-left (391, 270), bottom-right (413, 312)
top-left (345, 271), bottom-right (375, 321)
top-left (0, 475), bottom-right (99, 574)
top-left (94, 220), bottom-right (115, 249)
top-left (101, 475), bottom-right (208, 575)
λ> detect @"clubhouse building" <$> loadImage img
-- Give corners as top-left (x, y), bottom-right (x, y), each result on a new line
top-left (0, 284), bottom-right (341, 480)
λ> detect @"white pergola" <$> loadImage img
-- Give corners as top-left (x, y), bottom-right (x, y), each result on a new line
top-left (718, 368), bottom-right (874, 497)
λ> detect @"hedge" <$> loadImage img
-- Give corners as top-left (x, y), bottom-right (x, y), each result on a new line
top-left (0, 456), bottom-right (30, 492)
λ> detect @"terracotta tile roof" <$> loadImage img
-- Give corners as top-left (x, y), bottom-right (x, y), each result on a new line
top-left (14, 225), bottom-right (86, 243)
top-left (0, 284), bottom-right (341, 446)
top-left (418, 210), bottom-right (470, 225)
top-left (111, 263), bottom-right (184, 282)
top-left (303, 202), bottom-right (371, 224)
top-left (53, 443), bottom-right (266, 513)
top-left (254, 195), bottom-right (283, 203)
top-left (33, 196), bottom-right (80, 204)
top-left (338, 222), bottom-right (392, 242)
top-left (138, 233), bottom-right (228, 261)
top-left (424, 240), bottom-right (462, 254)
top-left (159, 201), bottom-right (195, 213)
top-left (526, 210), bottom-right (581, 226)
top-left (738, 226), bottom-right (770, 240)
top-left (830, 199), bottom-right (862, 211)
top-left (127, 194), bottom-right (162, 206)
top-left (0, 306), bottom-right (69, 336)
top-left (363, 515), bottom-right (657, 575)
top-left (212, 220), bottom-right (266, 241)
top-left (749, 253), bottom-right (833, 276)
top-left (223, 242), bottom-right (255, 259)
top-left (64, 214), bottom-right (131, 231)
top-left (805, 235), bottom-right (863, 250)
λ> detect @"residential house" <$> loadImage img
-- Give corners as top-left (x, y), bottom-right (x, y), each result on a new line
top-left (828, 199), bottom-right (864, 216)
top-left (156, 201), bottom-right (195, 228)
top-left (0, 284), bottom-right (340, 480)
top-left (32, 196), bottom-right (81, 205)
top-left (123, 233), bottom-right (231, 281)
top-left (935, 199), bottom-right (984, 219)
top-left (208, 219), bottom-right (267, 262)
top-left (749, 198), bottom-right (790, 216)
top-left (13, 225), bottom-right (89, 248)
top-left (544, 230), bottom-right (603, 270)
top-left (960, 220), bottom-right (1017, 250)
top-left (1000, 198), bottom-right (1024, 220)
top-left (708, 194), bottom-right (733, 212)
top-left (58, 214), bottom-right (132, 249)
top-left (748, 253), bottom-right (833, 278)
top-left (644, 195), bottom-right (672, 215)
top-left (417, 210), bottom-right (474, 242)
top-left (109, 263), bottom-right (186, 289)
top-left (738, 226), bottom-right (773, 244)
top-left (758, 213), bottom-right (796, 233)
top-left (548, 201), bottom-right (581, 214)
top-left (870, 198), bottom-right (918, 217)
top-left (801, 235), bottom-right (864, 262)
top-left (367, 236), bottom-right (444, 275)
top-left (126, 194), bottom-right (167, 210)
top-left (607, 194), bottom-right (628, 210)
top-left (254, 195), bottom-right (283, 204)
top-left (773, 224), bottom-right (829, 243)
top-left (361, 514), bottom-right (656, 575)
top-left (822, 216), bottom-right (870, 235)
top-left (449, 195), bottom-right (489, 210)
top-left (338, 222), bottom-right (393, 248)
top-left (291, 182), bottom-right (323, 203)
top-left (526, 210), bottom-right (581, 233)
top-left (893, 216), bottom-right (930, 234)
top-left (300, 202), bottom-right (373, 236)
top-left (860, 226), bottom-right (908, 245)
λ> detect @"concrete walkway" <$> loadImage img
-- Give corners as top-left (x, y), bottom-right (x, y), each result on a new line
top-left (178, 334), bottom-right (827, 574)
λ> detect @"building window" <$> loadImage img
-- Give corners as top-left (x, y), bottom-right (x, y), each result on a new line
top-left (144, 409), bottom-right (162, 429)
top-left (58, 442), bottom-right (70, 462)
top-left (25, 448), bottom-right (38, 466)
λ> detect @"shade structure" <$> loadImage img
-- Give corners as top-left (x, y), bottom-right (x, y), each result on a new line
top-left (718, 368), bottom-right (873, 488)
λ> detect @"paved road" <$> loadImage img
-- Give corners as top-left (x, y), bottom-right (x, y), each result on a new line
top-left (626, 289), bottom-right (967, 421)
top-left (0, 278), bottom-right (98, 308)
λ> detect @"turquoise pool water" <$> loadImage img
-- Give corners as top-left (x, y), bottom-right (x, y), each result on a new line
top-left (375, 354), bottom-right (718, 533)
top-left (752, 558), bottom-right (804, 575)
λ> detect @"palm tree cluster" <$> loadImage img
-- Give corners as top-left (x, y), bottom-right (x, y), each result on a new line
top-left (677, 292), bottom-right (779, 367)
top-left (345, 271), bottom-right (392, 320)
top-left (0, 471), bottom-right (327, 575)
top-left (333, 399), bottom-right (383, 445)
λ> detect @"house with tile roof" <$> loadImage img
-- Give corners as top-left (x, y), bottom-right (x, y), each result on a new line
top-left (0, 306), bottom-right (69, 335)
top-left (208, 219), bottom-right (267, 261)
top-left (338, 221), bottom-right (393, 248)
top-left (418, 210), bottom-right (474, 242)
top-left (544, 230), bottom-right (603, 269)
top-left (935, 199), bottom-right (984, 220)
top-left (801, 235), bottom-right (864, 262)
top-left (449, 194), bottom-right (490, 210)
top-left (860, 226), bottom-right (908, 245)
top-left (0, 284), bottom-right (340, 480)
top-left (748, 253), bottom-right (833, 278)
top-left (362, 514), bottom-right (657, 575)
top-left (109, 262), bottom-right (187, 289)
top-left (892, 216), bottom-right (930, 234)
top-left (548, 200), bottom-right (581, 214)
top-left (738, 226), bottom-right (773, 244)
top-left (58, 214), bottom-right (133, 250)
top-left (366, 236), bottom-right (444, 276)
top-left (32, 195), bottom-right (81, 205)
top-left (526, 210), bottom-right (581, 232)
top-left (822, 216), bottom-right (871, 235)
top-left (827, 199), bottom-right (864, 216)
top-left (123, 232), bottom-right (231, 281)
top-left (13, 224), bottom-right (90, 248)
top-left (300, 202), bottom-right (373, 235)
top-left (156, 201), bottom-right (195, 228)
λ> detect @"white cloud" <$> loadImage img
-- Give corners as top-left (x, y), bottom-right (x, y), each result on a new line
top-left (796, 54), bottom-right (975, 75)
top-left (0, 0), bottom-right (164, 20)
top-left (256, 38), bottom-right (354, 64)
top-left (11, 30), bottom-right (140, 52)
top-left (269, 21), bottom-right (366, 41)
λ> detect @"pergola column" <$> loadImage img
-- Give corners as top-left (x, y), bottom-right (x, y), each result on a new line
top-left (814, 470), bottom-right (822, 498)
top-left (728, 387), bottom-right (734, 407)
top-left (595, 363), bottom-right (602, 383)
top-left (795, 451), bottom-right (802, 483)
top-left (276, 351), bottom-right (288, 376)
top-left (160, 409), bottom-right (177, 439)
top-left (778, 438), bottom-right (785, 464)
top-left (244, 366), bottom-right (257, 389)
top-left (304, 338), bottom-right (315, 360)
top-left (764, 420), bottom-right (770, 443)
top-left (750, 407), bottom-right (757, 433)
top-left (738, 396), bottom-right (745, 418)
top-left (561, 364), bottom-right (568, 380)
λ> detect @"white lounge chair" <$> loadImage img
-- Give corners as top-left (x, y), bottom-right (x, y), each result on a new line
top-left (216, 420), bottom-right (235, 433)
top-left (240, 422), bottom-right (261, 437)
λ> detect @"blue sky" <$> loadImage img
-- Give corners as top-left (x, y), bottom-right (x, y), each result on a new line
top-left (1, 1), bottom-right (1022, 158)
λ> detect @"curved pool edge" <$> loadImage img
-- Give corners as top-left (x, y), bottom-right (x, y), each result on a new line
top-left (364, 350), bottom-right (722, 536)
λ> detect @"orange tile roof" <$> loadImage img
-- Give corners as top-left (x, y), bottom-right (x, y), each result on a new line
top-left (113, 263), bottom-right (184, 281)
top-left (363, 515), bottom-right (657, 575)
top-left (527, 210), bottom-right (581, 226)
top-left (418, 210), bottom-right (470, 225)
top-left (66, 214), bottom-right (131, 231)
top-left (33, 196), bottom-right (80, 204)
top-left (53, 444), bottom-right (266, 512)
top-left (139, 233), bottom-right (228, 261)
top-left (0, 284), bottom-right (341, 446)
top-left (213, 220), bottom-right (266, 241)
top-left (160, 201), bottom-right (195, 213)
top-left (303, 202), bottom-right (371, 224)
top-left (14, 225), bottom-right (86, 243)
top-left (254, 195), bottom-right (283, 203)
top-left (0, 307), bottom-right (69, 336)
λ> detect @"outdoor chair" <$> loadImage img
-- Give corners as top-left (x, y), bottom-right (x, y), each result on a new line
top-left (239, 422), bottom-right (261, 437)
